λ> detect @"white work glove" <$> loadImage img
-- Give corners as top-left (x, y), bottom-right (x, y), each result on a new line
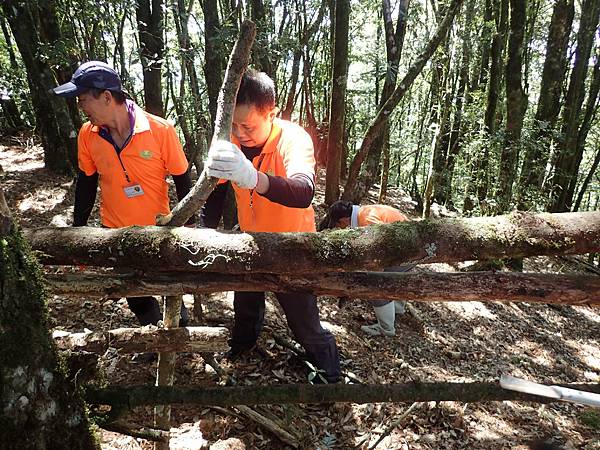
top-left (205, 140), bottom-right (258, 189)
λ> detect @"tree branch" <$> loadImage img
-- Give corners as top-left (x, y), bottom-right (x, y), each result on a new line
top-left (164, 20), bottom-right (256, 227)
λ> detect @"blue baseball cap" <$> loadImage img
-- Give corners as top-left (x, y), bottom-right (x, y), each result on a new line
top-left (52, 61), bottom-right (125, 97)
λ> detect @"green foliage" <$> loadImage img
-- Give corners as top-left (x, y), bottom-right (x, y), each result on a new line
top-left (1, 0), bottom-right (599, 212)
top-left (579, 409), bottom-right (600, 430)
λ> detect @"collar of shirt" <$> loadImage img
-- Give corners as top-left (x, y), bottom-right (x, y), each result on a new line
top-left (350, 205), bottom-right (360, 228)
top-left (94, 100), bottom-right (151, 151)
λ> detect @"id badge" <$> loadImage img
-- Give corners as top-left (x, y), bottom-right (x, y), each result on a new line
top-left (123, 183), bottom-right (145, 198)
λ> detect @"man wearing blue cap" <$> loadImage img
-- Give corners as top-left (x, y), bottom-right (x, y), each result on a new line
top-left (53, 61), bottom-right (192, 332)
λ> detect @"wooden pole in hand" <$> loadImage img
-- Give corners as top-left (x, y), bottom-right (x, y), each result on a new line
top-left (153, 20), bottom-right (257, 450)
top-left (161, 20), bottom-right (257, 227)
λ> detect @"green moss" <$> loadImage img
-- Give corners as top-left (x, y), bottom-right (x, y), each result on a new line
top-left (1, 221), bottom-right (99, 449)
top-left (580, 409), bottom-right (600, 430)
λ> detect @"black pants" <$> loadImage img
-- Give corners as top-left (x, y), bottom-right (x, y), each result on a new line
top-left (232, 291), bottom-right (341, 383)
top-left (127, 296), bottom-right (161, 325)
top-left (127, 296), bottom-right (189, 326)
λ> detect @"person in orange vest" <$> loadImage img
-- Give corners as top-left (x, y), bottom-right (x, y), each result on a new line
top-left (52, 61), bottom-right (192, 331)
top-left (202, 69), bottom-right (341, 383)
top-left (326, 200), bottom-right (411, 337)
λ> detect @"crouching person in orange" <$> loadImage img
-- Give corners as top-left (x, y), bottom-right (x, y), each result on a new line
top-left (325, 200), bottom-right (411, 337)
top-left (52, 61), bottom-right (192, 330)
top-left (202, 69), bottom-right (341, 383)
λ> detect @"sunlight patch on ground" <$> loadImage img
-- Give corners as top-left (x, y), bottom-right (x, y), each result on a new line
top-left (440, 301), bottom-right (497, 320)
top-left (0, 144), bottom-right (44, 172)
top-left (563, 340), bottom-right (600, 373)
top-left (513, 340), bottom-right (554, 369)
top-left (470, 406), bottom-right (519, 442)
top-left (572, 306), bottom-right (600, 324)
top-left (18, 186), bottom-right (67, 213)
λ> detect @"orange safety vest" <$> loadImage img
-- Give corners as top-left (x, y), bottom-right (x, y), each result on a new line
top-left (78, 103), bottom-right (189, 228)
top-left (230, 118), bottom-right (316, 232)
top-left (358, 204), bottom-right (408, 226)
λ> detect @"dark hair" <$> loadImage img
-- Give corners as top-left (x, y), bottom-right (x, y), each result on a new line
top-left (236, 69), bottom-right (276, 113)
top-left (83, 88), bottom-right (127, 105)
top-left (327, 200), bottom-right (353, 228)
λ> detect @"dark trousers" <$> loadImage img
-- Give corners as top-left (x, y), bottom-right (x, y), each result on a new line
top-left (232, 291), bottom-right (341, 383)
top-left (126, 296), bottom-right (189, 326)
top-left (127, 296), bottom-right (161, 325)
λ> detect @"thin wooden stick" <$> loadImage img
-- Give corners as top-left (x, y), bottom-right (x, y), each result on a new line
top-left (163, 20), bottom-right (257, 227)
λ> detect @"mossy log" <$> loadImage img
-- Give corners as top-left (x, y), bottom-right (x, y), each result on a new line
top-left (0, 190), bottom-right (97, 449)
top-left (54, 326), bottom-right (229, 354)
top-left (24, 211), bottom-right (600, 273)
top-left (85, 382), bottom-right (600, 408)
top-left (45, 271), bottom-right (600, 306)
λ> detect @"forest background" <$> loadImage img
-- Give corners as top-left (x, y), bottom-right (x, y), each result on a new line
top-left (1, 0), bottom-right (599, 222)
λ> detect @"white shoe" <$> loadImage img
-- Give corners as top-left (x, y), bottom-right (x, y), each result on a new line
top-left (361, 302), bottom-right (397, 336)
top-left (361, 323), bottom-right (395, 337)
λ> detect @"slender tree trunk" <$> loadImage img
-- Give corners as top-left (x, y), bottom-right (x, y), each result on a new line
top-left (476, 0), bottom-right (508, 207)
top-left (172, 0), bottom-right (208, 167)
top-left (2, 0), bottom-right (78, 175)
top-left (136, 0), bottom-right (165, 116)
top-left (518, 0), bottom-right (574, 209)
top-left (548, 0), bottom-right (600, 212)
top-left (438, 0), bottom-right (475, 207)
top-left (353, 0), bottom-right (411, 202)
top-left (496, 0), bottom-right (528, 213)
top-left (325, 0), bottom-right (350, 204)
top-left (282, 1), bottom-right (327, 121)
top-left (201, 0), bottom-right (224, 126)
top-left (249, 0), bottom-right (275, 79)
top-left (342, 0), bottom-right (463, 202)
top-left (427, 42), bottom-right (453, 208)
top-left (476, 0), bottom-right (494, 89)
top-left (566, 46), bottom-right (600, 209)
top-left (573, 142), bottom-right (600, 211)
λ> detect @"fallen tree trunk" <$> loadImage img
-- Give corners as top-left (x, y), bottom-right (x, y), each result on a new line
top-left (24, 211), bottom-right (600, 273)
top-left (85, 382), bottom-right (600, 408)
top-left (45, 271), bottom-right (600, 306)
top-left (53, 326), bottom-right (229, 354)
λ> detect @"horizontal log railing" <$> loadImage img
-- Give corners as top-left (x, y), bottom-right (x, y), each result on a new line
top-left (45, 271), bottom-right (600, 306)
top-left (24, 211), bottom-right (600, 273)
top-left (85, 382), bottom-right (600, 408)
top-left (54, 326), bottom-right (229, 353)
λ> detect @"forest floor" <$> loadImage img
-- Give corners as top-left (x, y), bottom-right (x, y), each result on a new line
top-left (2, 135), bottom-right (600, 450)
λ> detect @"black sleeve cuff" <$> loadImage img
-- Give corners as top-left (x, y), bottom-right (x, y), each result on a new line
top-left (73, 170), bottom-right (98, 226)
top-left (259, 173), bottom-right (314, 208)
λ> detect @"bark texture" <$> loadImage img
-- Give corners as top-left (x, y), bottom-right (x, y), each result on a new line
top-left (54, 326), bottom-right (229, 354)
top-left (25, 211), bottom-right (600, 273)
top-left (45, 271), bottom-right (600, 306)
top-left (85, 382), bottom-right (600, 408)
top-left (1, 199), bottom-right (97, 448)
